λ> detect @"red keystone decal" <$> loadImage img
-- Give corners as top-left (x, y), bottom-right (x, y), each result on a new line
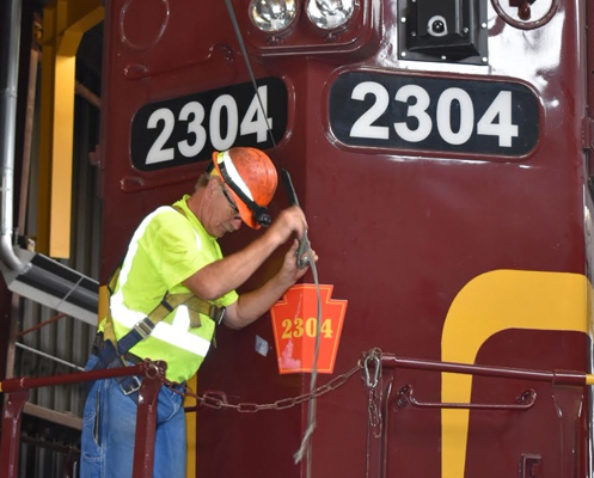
top-left (270, 284), bottom-right (348, 374)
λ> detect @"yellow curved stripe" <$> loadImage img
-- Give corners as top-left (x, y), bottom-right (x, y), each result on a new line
top-left (441, 270), bottom-right (590, 478)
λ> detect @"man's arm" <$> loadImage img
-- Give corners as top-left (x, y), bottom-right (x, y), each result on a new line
top-left (223, 239), bottom-right (313, 329)
top-left (183, 206), bottom-right (307, 300)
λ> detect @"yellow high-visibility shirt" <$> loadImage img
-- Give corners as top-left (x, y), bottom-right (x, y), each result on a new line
top-left (109, 194), bottom-right (238, 382)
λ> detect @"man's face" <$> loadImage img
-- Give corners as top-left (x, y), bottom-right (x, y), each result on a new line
top-left (209, 181), bottom-right (243, 237)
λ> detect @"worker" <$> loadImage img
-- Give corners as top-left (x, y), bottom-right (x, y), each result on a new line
top-left (80, 146), bottom-right (314, 477)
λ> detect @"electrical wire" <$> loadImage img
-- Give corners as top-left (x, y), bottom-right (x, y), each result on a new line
top-left (292, 250), bottom-right (321, 473)
top-left (222, 2), bottom-right (322, 475)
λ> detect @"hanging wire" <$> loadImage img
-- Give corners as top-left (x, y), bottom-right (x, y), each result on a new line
top-left (222, 2), bottom-right (322, 475)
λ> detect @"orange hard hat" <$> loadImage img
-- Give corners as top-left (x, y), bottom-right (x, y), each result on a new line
top-left (212, 147), bottom-right (278, 229)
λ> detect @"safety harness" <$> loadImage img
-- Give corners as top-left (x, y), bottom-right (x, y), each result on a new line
top-left (92, 206), bottom-right (226, 371)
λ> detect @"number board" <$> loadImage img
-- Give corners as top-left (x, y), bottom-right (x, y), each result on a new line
top-left (329, 71), bottom-right (539, 157)
top-left (130, 77), bottom-right (288, 171)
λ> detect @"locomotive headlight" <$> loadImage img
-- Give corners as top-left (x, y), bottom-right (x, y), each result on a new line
top-left (306, 0), bottom-right (355, 30)
top-left (249, 0), bottom-right (297, 33)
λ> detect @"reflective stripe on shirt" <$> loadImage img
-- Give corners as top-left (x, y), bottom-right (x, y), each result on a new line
top-left (110, 206), bottom-right (211, 358)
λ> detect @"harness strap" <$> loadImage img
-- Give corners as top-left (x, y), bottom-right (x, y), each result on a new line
top-left (94, 204), bottom-right (226, 369)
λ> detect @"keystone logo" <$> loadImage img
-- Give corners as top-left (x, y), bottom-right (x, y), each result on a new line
top-left (270, 284), bottom-right (348, 374)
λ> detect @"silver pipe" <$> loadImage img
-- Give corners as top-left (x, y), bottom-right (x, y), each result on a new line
top-left (15, 342), bottom-right (85, 371)
top-left (0, 0), bottom-right (26, 273)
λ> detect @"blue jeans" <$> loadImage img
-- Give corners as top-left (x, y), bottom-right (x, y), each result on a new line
top-left (80, 355), bottom-right (186, 478)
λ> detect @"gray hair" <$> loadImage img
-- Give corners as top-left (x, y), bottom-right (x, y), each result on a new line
top-left (194, 172), bottom-right (210, 190)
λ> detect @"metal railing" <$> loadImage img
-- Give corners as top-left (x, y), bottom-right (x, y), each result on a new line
top-left (1, 349), bottom-right (593, 478)
top-left (0, 360), bottom-right (167, 478)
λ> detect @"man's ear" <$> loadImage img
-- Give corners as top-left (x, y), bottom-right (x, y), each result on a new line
top-left (205, 176), bottom-right (220, 198)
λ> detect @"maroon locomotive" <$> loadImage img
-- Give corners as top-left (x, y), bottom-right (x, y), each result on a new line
top-left (96, 0), bottom-right (594, 477)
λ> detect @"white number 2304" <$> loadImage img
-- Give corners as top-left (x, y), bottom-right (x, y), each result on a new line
top-left (145, 86), bottom-right (272, 165)
top-left (349, 82), bottom-right (519, 147)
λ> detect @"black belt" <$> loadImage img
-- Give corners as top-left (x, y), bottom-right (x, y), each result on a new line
top-left (91, 334), bottom-right (187, 400)
top-left (91, 332), bottom-right (144, 398)
top-left (92, 332), bottom-right (143, 366)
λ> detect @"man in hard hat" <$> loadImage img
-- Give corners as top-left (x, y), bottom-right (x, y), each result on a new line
top-left (80, 147), bottom-right (313, 478)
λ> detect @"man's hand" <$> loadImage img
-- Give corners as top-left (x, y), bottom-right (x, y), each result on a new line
top-left (267, 206), bottom-right (316, 279)
top-left (266, 206), bottom-right (308, 247)
top-left (224, 238), bottom-right (318, 329)
top-left (277, 239), bottom-right (317, 286)
top-left (188, 204), bottom-right (316, 328)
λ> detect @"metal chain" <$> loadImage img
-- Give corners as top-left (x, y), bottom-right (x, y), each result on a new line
top-left (161, 359), bottom-right (365, 413)
top-left (363, 348), bottom-right (383, 438)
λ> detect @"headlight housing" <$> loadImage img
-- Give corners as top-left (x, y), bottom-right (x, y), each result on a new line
top-left (249, 0), bottom-right (297, 33)
top-left (306, 0), bottom-right (355, 30)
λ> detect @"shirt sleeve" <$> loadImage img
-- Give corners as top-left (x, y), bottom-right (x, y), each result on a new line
top-left (142, 208), bottom-right (215, 290)
top-left (214, 288), bottom-right (239, 308)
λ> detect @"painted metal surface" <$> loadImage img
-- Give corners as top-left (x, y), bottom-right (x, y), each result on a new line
top-left (98, 0), bottom-right (592, 477)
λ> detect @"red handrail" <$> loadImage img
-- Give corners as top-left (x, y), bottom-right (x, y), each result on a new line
top-left (0, 360), bottom-right (167, 478)
top-left (379, 353), bottom-right (592, 386)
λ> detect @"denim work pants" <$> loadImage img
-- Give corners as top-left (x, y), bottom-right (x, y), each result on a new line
top-left (80, 355), bottom-right (186, 478)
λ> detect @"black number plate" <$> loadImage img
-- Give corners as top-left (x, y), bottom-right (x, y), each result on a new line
top-left (131, 77), bottom-right (288, 171)
top-left (329, 71), bottom-right (539, 156)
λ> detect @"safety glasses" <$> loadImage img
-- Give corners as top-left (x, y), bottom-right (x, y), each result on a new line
top-left (221, 185), bottom-right (239, 214)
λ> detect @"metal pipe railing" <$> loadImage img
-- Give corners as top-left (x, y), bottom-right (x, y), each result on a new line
top-left (2, 350), bottom-right (592, 478)
top-left (0, 360), bottom-right (167, 478)
top-left (379, 353), bottom-right (594, 386)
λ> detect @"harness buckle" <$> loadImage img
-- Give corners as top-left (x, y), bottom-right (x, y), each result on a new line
top-left (118, 375), bottom-right (142, 396)
top-left (133, 318), bottom-right (154, 339)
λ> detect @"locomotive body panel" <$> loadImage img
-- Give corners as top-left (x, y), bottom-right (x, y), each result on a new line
top-left (98, 1), bottom-right (593, 476)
